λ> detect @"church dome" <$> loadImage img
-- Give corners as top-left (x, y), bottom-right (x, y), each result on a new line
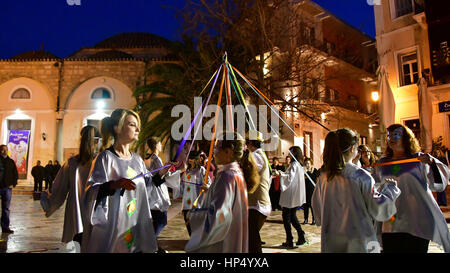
top-left (93, 32), bottom-right (171, 49)
top-left (10, 50), bottom-right (60, 60)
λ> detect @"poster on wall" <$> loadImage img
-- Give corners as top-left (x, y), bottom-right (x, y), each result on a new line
top-left (7, 130), bottom-right (31, 179)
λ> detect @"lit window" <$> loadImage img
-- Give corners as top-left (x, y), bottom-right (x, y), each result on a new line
top-left (91, 88), bottom-right (111, 99)
top-left (11, 88), bottom-right (31, 99)
top-left (398, 52), bottom-right (419, 86)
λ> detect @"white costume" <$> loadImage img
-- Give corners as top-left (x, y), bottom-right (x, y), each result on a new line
top-left (40, 156), bottom-right (90, 243)
top-left (180, 166), bottom-right (211, 210)
top-left (146, 154), bottom-right (180, 212)
top-left (185, 162), bottom-right (248, 253)
top-left (375, 153), bottom-right (450, 252)
top-left (81, 150), bottom-right (158, 253)
top-left (312, 162), bottom-right (401, 253)
top-left (279, 161), bottom-right (306, 208)
top-left (249, 148), bottom-right (271, 216)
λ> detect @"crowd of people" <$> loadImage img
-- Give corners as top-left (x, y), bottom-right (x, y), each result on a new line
top-left (31, 160), bottom-right (61, 193)
top-left (2, 107), bottom-right (449, 254)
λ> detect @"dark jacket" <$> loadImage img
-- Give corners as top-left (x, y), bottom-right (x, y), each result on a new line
top-left (44, 164), bottom-right (54, 181)
top-left (0, 156), bottom-right (18, 188)
top-left (31, 165), bottom-right (45, 181)
top-left (53, 163), bottom-right (61, 177)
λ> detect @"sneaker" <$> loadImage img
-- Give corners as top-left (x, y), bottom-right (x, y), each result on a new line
top-left (2, 228), bottom-right (14, 234)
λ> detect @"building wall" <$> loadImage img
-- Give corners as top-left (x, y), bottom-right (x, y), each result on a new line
top-left (375, 0), bottom-right (450, 148)
top-left (0, 59), bottom-right (150, 184)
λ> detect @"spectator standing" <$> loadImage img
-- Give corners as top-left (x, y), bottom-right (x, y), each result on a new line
top-left (0, 144), bottom-right (18, 234)
top-left (44, 160), bottom-right (54, 191)
top-left (32, 160), bottom-right (45, 193)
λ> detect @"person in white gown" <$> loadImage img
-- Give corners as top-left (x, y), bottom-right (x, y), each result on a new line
top-left (312, 128), bottom-right (401, 253)
top-left (81, 108), bottom-right (161, 253)
top-left (40, 125), bottom-right (97, 252)
top-left (185, 132), bottom-right (260, 253)
top-left (246, 132), bottom-right (271, 253)
top-left (144, 136), bottom-right (180, 253)
top-left (144, 137), bottom-right (181, 233)
top-left (375, 124), bottom-right (450, 253)
top-left (275, 146), bottom-right (307, 248)
top-left (179, 150), bottom-right (211, 236)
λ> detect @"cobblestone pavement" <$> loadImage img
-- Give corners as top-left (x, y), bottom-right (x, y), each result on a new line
top-left (1, 194), bottom-right (447, 253)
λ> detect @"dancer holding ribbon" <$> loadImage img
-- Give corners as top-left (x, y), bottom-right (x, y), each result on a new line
top-left (375, 124), bottom-right (450, 253)
top-left (179, 150), bottom-right (211, 236)
top-left (40, 125), bottom-right (97, 252)
top-left (82, 109), bottom-right (162, 253)
top-left (144, 136), bottom-right (180, 252)
top-left (185, 132), bottom-right (259, 253)
top-left (312, 128), bottom-right (401, 253)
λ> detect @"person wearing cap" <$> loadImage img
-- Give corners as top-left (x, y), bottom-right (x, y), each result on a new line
top-left (179, 150), bottom-right (211, 236)
top-left (246, 130), bottom-right (272, 253)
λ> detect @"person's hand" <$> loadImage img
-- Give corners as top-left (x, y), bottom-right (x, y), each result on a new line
top-left (383, 178), bottom-right (398, 186)
top-left (110, 178), bottom-right (136, 191)
top-left (159, 162), bottom-right (177, 176)
top-left (179, 161), bottom-right (187, 173)
top-left (200, 183), bottom-right (210, 192)
top-left (418, 153), bottom-right (433, 165)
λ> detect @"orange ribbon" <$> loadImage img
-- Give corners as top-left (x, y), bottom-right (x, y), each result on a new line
top-left (363, 158), bottom-right (420, 169)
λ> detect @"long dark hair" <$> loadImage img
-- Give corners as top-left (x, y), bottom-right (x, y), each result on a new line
top-left (79, 125), bottom-right (97, 166)
top-left (323, 128), bottom-right (358, 181)
top-left (288, 146), bottom-right (304, 166)
top-left (385, 124), bottom-right (421, 158)
top-left (218, 132), bottom-right (260, 194)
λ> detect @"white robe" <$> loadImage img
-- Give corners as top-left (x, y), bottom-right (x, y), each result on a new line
top-left (180, 166), bottom-right (211, 210)
top-left (374, 153), bottom-right (450, 252)
top-left (185, 162), bottom-right (248, 253)
top-left (279, 161), bottom-right (306, 208)
top-left (312, 163), bottom-right (401, 253)
top-left (146, 154), bottom-right (180, 212)
top-left (81, 150), bottom-right (157, 253)
top-left (40, 156), bottom-right (90, 243)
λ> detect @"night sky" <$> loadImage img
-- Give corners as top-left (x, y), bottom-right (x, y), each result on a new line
top-left (0, 0), bottom-right (376, 59)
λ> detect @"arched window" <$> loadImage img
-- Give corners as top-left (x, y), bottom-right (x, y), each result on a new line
top-left (11, 88), bottom-right (31, 99)
top-left (91, 88), bottom-right (112, 99)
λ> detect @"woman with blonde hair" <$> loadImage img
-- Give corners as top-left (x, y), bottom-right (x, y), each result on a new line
top-left (375, 124), bottom-right (450, 253)
top-left (312, 128), bottom-right (400, 253)
top-left (82, 109), bottom-right (162, 253)
top-left (185, 131), bottom-right (259, 253)
top-left (40, 125), bottom-right (97, 252)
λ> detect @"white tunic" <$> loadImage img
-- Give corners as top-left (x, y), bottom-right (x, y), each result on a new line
top-left (312, 163), bottom-right (401, 253)
top-left (279, 161), bottom-right (306, 208)
top-left (180, 166), bottom-right (211, 210)
top-left (375, 153), bottom-right (450, 252)
top-left (146, 154), bottom-right (180, 212)
top-left (185, 162), bottom-right (249, 253)
top-left (40, 156), bottom-right (91, 243)
top-left (249, 148), bottom-right (272, 217)
top-left (81, 150), bottom-right (158, 253)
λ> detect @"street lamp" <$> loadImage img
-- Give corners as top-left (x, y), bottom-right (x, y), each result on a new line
top-left (371, 91), bottom-right (379, 102)
top-left (97, 101), bottom-right (105, 110)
